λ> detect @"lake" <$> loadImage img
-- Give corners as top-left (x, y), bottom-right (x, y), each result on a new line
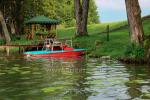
top-left (0, 54), bottom-right (150, 100)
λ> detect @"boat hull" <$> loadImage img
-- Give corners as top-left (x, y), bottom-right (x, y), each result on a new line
top-left (24, 49), bottom-right (85, 57)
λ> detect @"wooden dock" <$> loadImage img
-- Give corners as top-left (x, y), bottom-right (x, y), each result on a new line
top-left (0, 45), bottom-right (43, 55)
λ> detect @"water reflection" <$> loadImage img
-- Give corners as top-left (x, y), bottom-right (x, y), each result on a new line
top-left (0, 55), bottom-right (150, 99)
top-left (125, 64), bottom-right (150, 99)
top-left (25, 56), bottom-right (91, 100)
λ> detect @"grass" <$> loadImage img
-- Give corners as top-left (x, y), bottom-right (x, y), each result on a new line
top-left (57, 21), bottom-right (127, 38)
top-left (56, 18), bottom-right (150, 58)
top-left (71, 29), bottom-right (130, 57)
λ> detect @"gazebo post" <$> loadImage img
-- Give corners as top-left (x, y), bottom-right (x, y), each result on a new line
top-left (31, 24), bottom-right (34, 39)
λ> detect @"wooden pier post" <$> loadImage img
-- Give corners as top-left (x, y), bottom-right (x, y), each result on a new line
top-left (6, 47), bottom-right (10, 56)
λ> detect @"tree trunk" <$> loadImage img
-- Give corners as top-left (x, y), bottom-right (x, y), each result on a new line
top-left (74, 0), bottom-right (89, 36)
top-left (15, 0), bottom-right (24, 34)
top-left (0, 11), bottom-right (11, 44)
top-left (74, 0), bottom-right (82, 35)
top-left (125, 0), bottom-right (144, 45)
top-left (81, 0), bottom-right (89, 35)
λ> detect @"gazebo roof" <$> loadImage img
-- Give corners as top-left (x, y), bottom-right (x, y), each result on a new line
top-left (25, 15), bottom-right (59, 25)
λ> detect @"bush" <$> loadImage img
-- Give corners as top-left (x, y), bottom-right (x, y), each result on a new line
top-left (0, 39), bottom-right (5, 45)
top-left (11, 34), bottom-right (21, 41)
top-left (124, 43), bottom-right (145, 58)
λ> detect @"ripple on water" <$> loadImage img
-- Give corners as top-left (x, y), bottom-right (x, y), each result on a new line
top-left (0, 57), bottom-right (150, 100)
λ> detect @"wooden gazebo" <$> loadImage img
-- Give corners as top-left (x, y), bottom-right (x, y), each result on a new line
top-left (25, 15), bottom-right (59, 39)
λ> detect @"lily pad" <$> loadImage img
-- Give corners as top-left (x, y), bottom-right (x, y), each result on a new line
top-left (141, 93), bottom-right (150, 99)
top-left (0, 64), bottom-right (5, 66)
top-left (7, 71), bottom-right (17, 74)
top-left (138, 74), bottom-right (146, 77)
top-left (11, 67), bottom-right (20, 72)
top-left (32, 72), bottom-right (42, 75)
top-left (21, 71), bottom-right (31, 75)
top-left (0, 72), bottom-right (6, 75)
top-left (41, 86), bottom-right (64, 93)
top-left (13, 64), bottom-right (20, 67)
top-left (22, 67), bottom-right (30, 69)
top-left (126, 80), bottom-right (149, 85)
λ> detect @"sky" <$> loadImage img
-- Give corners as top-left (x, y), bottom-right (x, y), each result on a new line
top-left (95, 0), bottom-right (150, 23)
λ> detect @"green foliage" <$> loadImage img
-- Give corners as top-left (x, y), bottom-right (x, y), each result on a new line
top-left (143, 35), bottom-right (150, 49)
top-left (23, 0), bottom-right (99, 27)
top-left (10, 35), bottom-right (21, 41)
top-left (88, 0), bottom-right (100, 24)
top-left (0, 39), bottom-right (5, 45)
top-left (124, 44), bottom-right (145, 58)
top-left (23, 0), bottom-right (45, 21)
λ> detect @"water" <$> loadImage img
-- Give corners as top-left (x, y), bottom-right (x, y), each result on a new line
top-left (0, 55), bottom-right (150, 100)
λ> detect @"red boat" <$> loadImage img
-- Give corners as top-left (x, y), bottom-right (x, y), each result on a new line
top-left (24, 38), bottom-right (86, 57)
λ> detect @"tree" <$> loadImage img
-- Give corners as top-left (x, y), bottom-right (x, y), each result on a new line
top-left (74, 0), bottom-right (90, 36)
top-left (88, 0), bottom-right (99, 24)
top-left (0, 11), bottom-right (11, 43)
top-left (0, 0), bottom-right (99, 36)
top-left (125, 0), bottom-right (144, 45)
top-left (0, 0), bottom-right (25, 35)
top-left (43, 0), bottom-right (99, 27)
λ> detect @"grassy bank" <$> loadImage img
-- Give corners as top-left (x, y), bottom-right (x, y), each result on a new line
top-left (57, 18), bottom-right (150, 58)
top-left (7, 17), bottom-right (150, 58)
